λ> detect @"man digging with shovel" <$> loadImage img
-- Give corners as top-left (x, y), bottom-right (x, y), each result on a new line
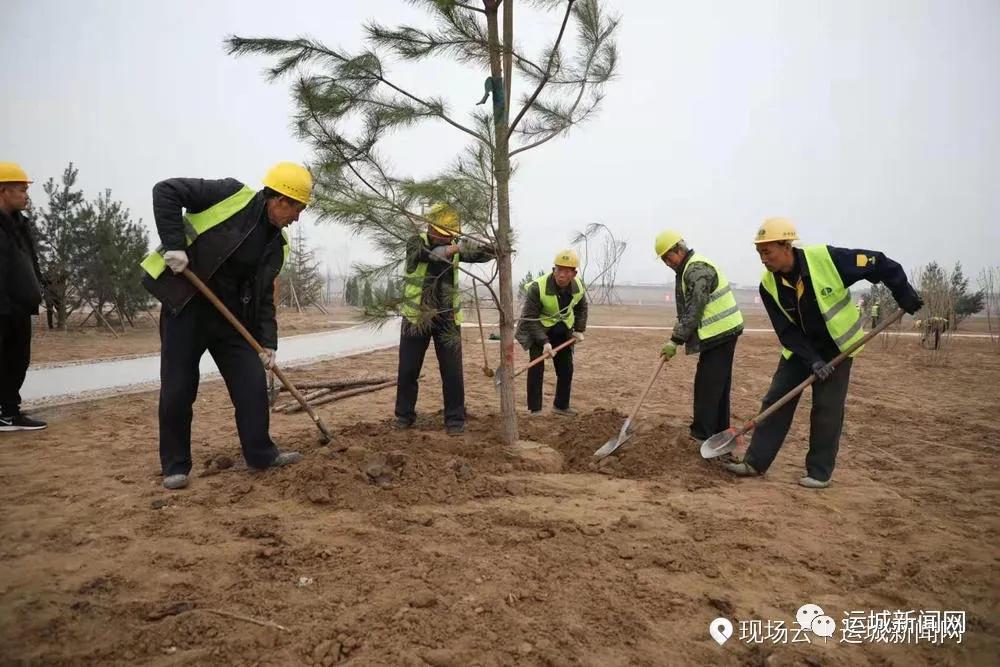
top-left (140, 162), bottom-right (313, 490)
top-left (515, 249), bottom-right (588, 417)
top-left (724, 218), bottom-right (923, 488)
top-left (655, 230), bottom-right (744, 445)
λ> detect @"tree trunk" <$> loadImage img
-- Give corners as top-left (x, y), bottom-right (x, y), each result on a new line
top-left (486, 1), bottom-right (518, 446)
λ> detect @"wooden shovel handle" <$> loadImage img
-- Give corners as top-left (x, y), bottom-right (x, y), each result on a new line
top-left (181, 269), bottom-right (333, 441)
top-left (739, 308), bottom-right (906, 436)
top-left (627, 356), bottom-right (667, 424)
top-left (512, 337), bottom-right (576, 378)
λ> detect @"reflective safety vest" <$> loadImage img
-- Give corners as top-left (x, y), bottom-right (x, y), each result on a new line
top-left (680, 253), bottom-right (743, 341)
top-left (140, 186), bottom-right (289, 279)
top-left (760, 244), bottom-right (864, 360)
top-left (400, 233), bottom-right (462, 325)
top-left (534, 273), bottom-right (585, 329)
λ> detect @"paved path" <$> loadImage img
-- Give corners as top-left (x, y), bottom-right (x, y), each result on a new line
top-left (23, 320), bottom-right (400, 407)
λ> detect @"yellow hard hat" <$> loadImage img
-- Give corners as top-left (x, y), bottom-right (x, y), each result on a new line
top-left (262, 162), bottom-right (313, 204)
top-left (553, 248), bottom-right (580, 268)
top-left (427, 202), bottom-right (460, 237)
top-left (654, 229), bottom-right (684, 258)
top-left (754, 217), bottom-right (799, 244)
top-left (0, 162), bottom-right (31, 184)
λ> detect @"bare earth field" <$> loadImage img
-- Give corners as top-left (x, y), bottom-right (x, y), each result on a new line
top-left (1, 309), bottom-right (998, 665)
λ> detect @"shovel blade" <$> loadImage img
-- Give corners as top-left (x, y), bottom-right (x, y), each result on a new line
top-left (593, 419), bottom-right (632, 460)
top-left (700, 428), bottom-right (738, 459)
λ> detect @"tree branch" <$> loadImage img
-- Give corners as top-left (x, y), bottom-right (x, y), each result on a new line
top-left (508, 0), bottom-right (576, 135)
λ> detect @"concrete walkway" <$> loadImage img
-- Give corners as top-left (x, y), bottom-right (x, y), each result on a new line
top-left (23, 319), bottom-right (401, 408)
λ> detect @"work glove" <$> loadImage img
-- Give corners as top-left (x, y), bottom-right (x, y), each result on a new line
top-left (898, 290), bottom-right (924, 316)
top-left (811, 360), bottom-right (834, 382)
top-left (457, 239), bottom-right (478, 255)
top-left (259, 348), bottom-right (276, 370)
top-left (163, 250), bottom-right (189, 274)
top-left (430, 245), bottom-right (451, 261)
top-left (660, 341), bottom-right (677, 360)
top-left (572, 331), bottom-right (585, 344)
top-left (542, 342), bottom-right (554, 358)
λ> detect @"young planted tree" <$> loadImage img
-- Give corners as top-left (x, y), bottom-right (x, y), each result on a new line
top-left (227, 0), bottom-right (620, 445)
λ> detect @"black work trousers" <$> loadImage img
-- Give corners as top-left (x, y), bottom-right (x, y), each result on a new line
top-left (744, 355), bottom-right (853, 482)
top-left (395, 317), bottom-right (466, 427)
top-left (158, 295), bottom-right (278, 477)
top-left (689, 336), bottom-right (738, 440)
top-left (0, 312), bottom-right (33, 416)
top-left (527, 322), bottom-right (574, 412)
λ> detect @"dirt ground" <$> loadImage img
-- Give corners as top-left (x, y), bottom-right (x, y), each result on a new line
top-left (29, 308), bottom-right (359, 366)
top-left (1, 314), bottom-right (998, 665)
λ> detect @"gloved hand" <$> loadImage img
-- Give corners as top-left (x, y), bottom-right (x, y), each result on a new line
top-left (660, 341), bottom-right (677, 360)
top-left (430, 245), bottom-right (451, 261)
top-left (898, 290), bottom-right (924, 315)
top-left (572, 331), bottom-right (585, 344)
top-left (811, 360), bottom-right (834, 382)
top-left (542, 342), bottom-right (554, 358)
top-left (259, 348), bottom-right (276, 370)
top-left (163, 250), bottom-right (189, 274)
top-left (457, 239), bottom-right (478, 255)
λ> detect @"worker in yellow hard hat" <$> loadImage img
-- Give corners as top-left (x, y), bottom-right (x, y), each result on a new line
top-left (395, 202), bottom-right (496, 435)
top-left (655, 230), bottom-right (743, 444)
top-left (139, 162), bottom-right (314, 490)
top-left (514, 248), bottom-right (588, 416)
top-left (0, 162), bottom-right (48, 432)
top-left (725, 218), bottom-right (924, 489)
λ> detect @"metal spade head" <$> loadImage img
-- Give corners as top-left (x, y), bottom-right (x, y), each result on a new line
top-left (593, 418), bottom-right (632, 460)
top-left (700, 428), bottom-right (739, 459)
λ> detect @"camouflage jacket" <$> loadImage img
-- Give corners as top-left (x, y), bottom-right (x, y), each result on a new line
top-left (671, 250), bottom-right (742, 354)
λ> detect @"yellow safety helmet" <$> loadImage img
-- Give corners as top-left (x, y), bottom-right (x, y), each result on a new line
top-left (754, 217), bottom-right (799, 244)
top-left (427, 202), bottom-right (461, 237)
top-left (654, 229), bottom-right (684, 258)
top-left (0, 162), bottom-right (32, 184)
top-left (262, 162), bottom-right (313, 205)
top-left (553, 248), bottom-right (580, 269)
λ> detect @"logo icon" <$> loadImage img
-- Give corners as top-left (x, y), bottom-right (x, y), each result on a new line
top-left (812, 614), bottom-right (836, 640)
top-left (821, 286), bottom-right (833, 296)
top-left (709, 617), bottom-right (733, 645)
top-left (795, 603), bottom-right (825, 631)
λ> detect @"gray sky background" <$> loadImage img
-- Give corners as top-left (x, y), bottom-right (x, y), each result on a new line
top-left (4, 0), bottom-right (998, 289)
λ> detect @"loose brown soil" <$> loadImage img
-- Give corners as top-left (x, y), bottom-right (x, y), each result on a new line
top-left (1, 315), bottom-right (997, 666)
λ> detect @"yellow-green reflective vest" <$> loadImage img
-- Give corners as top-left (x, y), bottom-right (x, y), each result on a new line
top-left (681, 253), bottom-right (743, 340)
top-left (534, 273), bottom-right (585, 329)
top-left (140, 186), bottom-right (289, 278)
top-left (400, 233), bottom-right (462, 325)
top-left (760, 244), bottom-right (864, 360)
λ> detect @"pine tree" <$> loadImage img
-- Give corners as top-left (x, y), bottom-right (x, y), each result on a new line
top-left (227, 0), bottom-right (620, 445)
top-left (280, 226), bottom-right (324, 311)
top-left (950, 261), bottom-right (985, 326)
top-left (32, 163), bottom-right (91, 329)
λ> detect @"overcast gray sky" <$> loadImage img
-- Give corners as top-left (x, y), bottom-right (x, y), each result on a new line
top-left (5, 0), bottom-right (998, 288)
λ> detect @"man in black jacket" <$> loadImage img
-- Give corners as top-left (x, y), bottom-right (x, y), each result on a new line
top-left (515, 249), bottom-right (588, 416)
top-left (0, 163), bottom-right (47, 432)
top-left (725, 218), bottom-right (923, 488)
top-left (141, 162), bottom-right (312, 489)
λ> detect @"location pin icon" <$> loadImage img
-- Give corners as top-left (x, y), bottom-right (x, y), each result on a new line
top-left (709, 617), bottom-right (733, 646)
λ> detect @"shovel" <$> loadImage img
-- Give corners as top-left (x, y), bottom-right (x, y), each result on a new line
top-left (593, 356), bottom-right (667, 460)
top-left (472, 281), bottom-right (494, 377)
top-left (700, 308), bottom-right (905, 459)
top-left (182, 269), bottom-right (334, 444)
top-left (496, 337), bottom-right (577, 389)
